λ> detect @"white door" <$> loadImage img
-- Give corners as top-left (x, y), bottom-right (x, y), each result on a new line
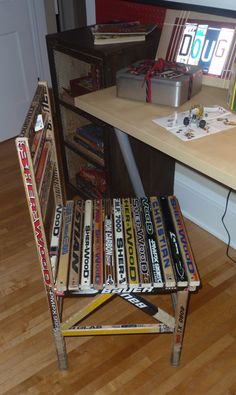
top-left (0, 0), bottom-right (44, 141)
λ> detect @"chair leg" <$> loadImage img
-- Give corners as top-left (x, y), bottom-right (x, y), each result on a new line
top-left (53, 329), bottom-right (68, 370)
top-left (171, 289), bottom-right (189, 367)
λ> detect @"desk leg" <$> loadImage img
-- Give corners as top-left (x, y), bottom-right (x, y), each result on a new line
top-left (114, 127), bottom-right (145, 197)
top-left (171, 289), bottom-right (189, 367)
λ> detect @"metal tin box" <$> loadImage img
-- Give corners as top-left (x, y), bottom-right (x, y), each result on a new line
top-left (116, 60), bottom-right (203, 107)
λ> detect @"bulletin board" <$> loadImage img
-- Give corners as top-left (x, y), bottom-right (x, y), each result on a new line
top-left (95, 0), bottom-right (166, 26)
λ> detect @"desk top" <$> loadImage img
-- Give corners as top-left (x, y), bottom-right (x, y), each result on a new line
top-left (75, 85), bottom-right (236, 190)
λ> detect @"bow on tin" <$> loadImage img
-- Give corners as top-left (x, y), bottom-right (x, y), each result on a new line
top-left (128, 59), bottom-right (187, 103)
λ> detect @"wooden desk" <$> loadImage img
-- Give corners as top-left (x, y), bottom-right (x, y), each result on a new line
top-left (75, 85), bottom-right (236, 191)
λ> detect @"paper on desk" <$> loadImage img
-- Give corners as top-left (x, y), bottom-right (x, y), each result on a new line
top-left (153, 106), bottom-right (236, 141)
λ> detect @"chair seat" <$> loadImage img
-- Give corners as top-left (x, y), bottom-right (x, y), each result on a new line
top-left (52, 196), bottom-right (200, 297)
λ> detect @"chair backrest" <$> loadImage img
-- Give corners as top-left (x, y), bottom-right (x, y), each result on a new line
top-left (15, 81), bottom-right (63, 290)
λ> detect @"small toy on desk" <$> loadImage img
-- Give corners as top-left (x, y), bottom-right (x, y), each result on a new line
top-left (153, 105), bottom-right (236, 142)
top-left (183, 105), bottom-right (207, 130)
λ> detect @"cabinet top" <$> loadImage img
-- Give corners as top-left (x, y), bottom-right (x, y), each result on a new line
top-left (46, 26), bottom-right (160, 57)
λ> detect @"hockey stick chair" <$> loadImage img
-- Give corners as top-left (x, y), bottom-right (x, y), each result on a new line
top-left (16, 81), bottom-right (200, 370)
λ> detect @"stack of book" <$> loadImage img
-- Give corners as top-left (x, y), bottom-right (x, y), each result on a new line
top-left (91, 21), bottom-right (157, 45)
top-left (74, 123), bottom-right (107, 197)
top-left (76, 166), bottom-right (107, 198)
top-left (73, 123), bottom-right (104, 166)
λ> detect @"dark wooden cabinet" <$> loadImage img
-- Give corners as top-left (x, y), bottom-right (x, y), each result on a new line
top-left (46, 26), bottom-right (161, 199)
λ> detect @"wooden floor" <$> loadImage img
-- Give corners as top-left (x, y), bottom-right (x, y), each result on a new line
top-left (1, 139), bottom-right (236, 395)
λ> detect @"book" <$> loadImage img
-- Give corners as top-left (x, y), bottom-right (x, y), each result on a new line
top-left (94, 34), bottom-right (146, 45)
top-left (71, 139), bottom-right (104, 167)
top-left (232, 86), bottom-right (236, 112)
top-left (76, 174), bottom-right (103, 199)
top-left (78, 167), bottom-right (107, 194)
top-left (91, 21), bottom-right (157, 36)
top-left (76, 123), bottom-right (104, 148)
top-left (230, 72), bottom-right (236, 113)
top-left (227, 63), bottom-right (236, 111)
top-left (91, 21), bottom-right (157, 45)
top-left (75, 133), bottom-right (104, 153)
top-left (73, 135), bottom-right (104, 157)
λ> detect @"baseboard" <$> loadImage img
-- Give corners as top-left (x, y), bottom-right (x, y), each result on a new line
top-left (174, 165), bottom-right (236, 249)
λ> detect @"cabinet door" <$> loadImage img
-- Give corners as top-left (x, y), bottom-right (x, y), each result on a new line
top-left (53, 48), bottom-right (104, 105)
top-left (47, 28), bottom-right (163, 199)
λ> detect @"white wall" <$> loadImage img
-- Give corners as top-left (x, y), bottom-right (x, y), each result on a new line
top-left (174, 164), bottom-right (236, 248)
top-left (85, 0), bottom-right (96, 25)
top-left (31, 0), bottom-right (54, 85)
